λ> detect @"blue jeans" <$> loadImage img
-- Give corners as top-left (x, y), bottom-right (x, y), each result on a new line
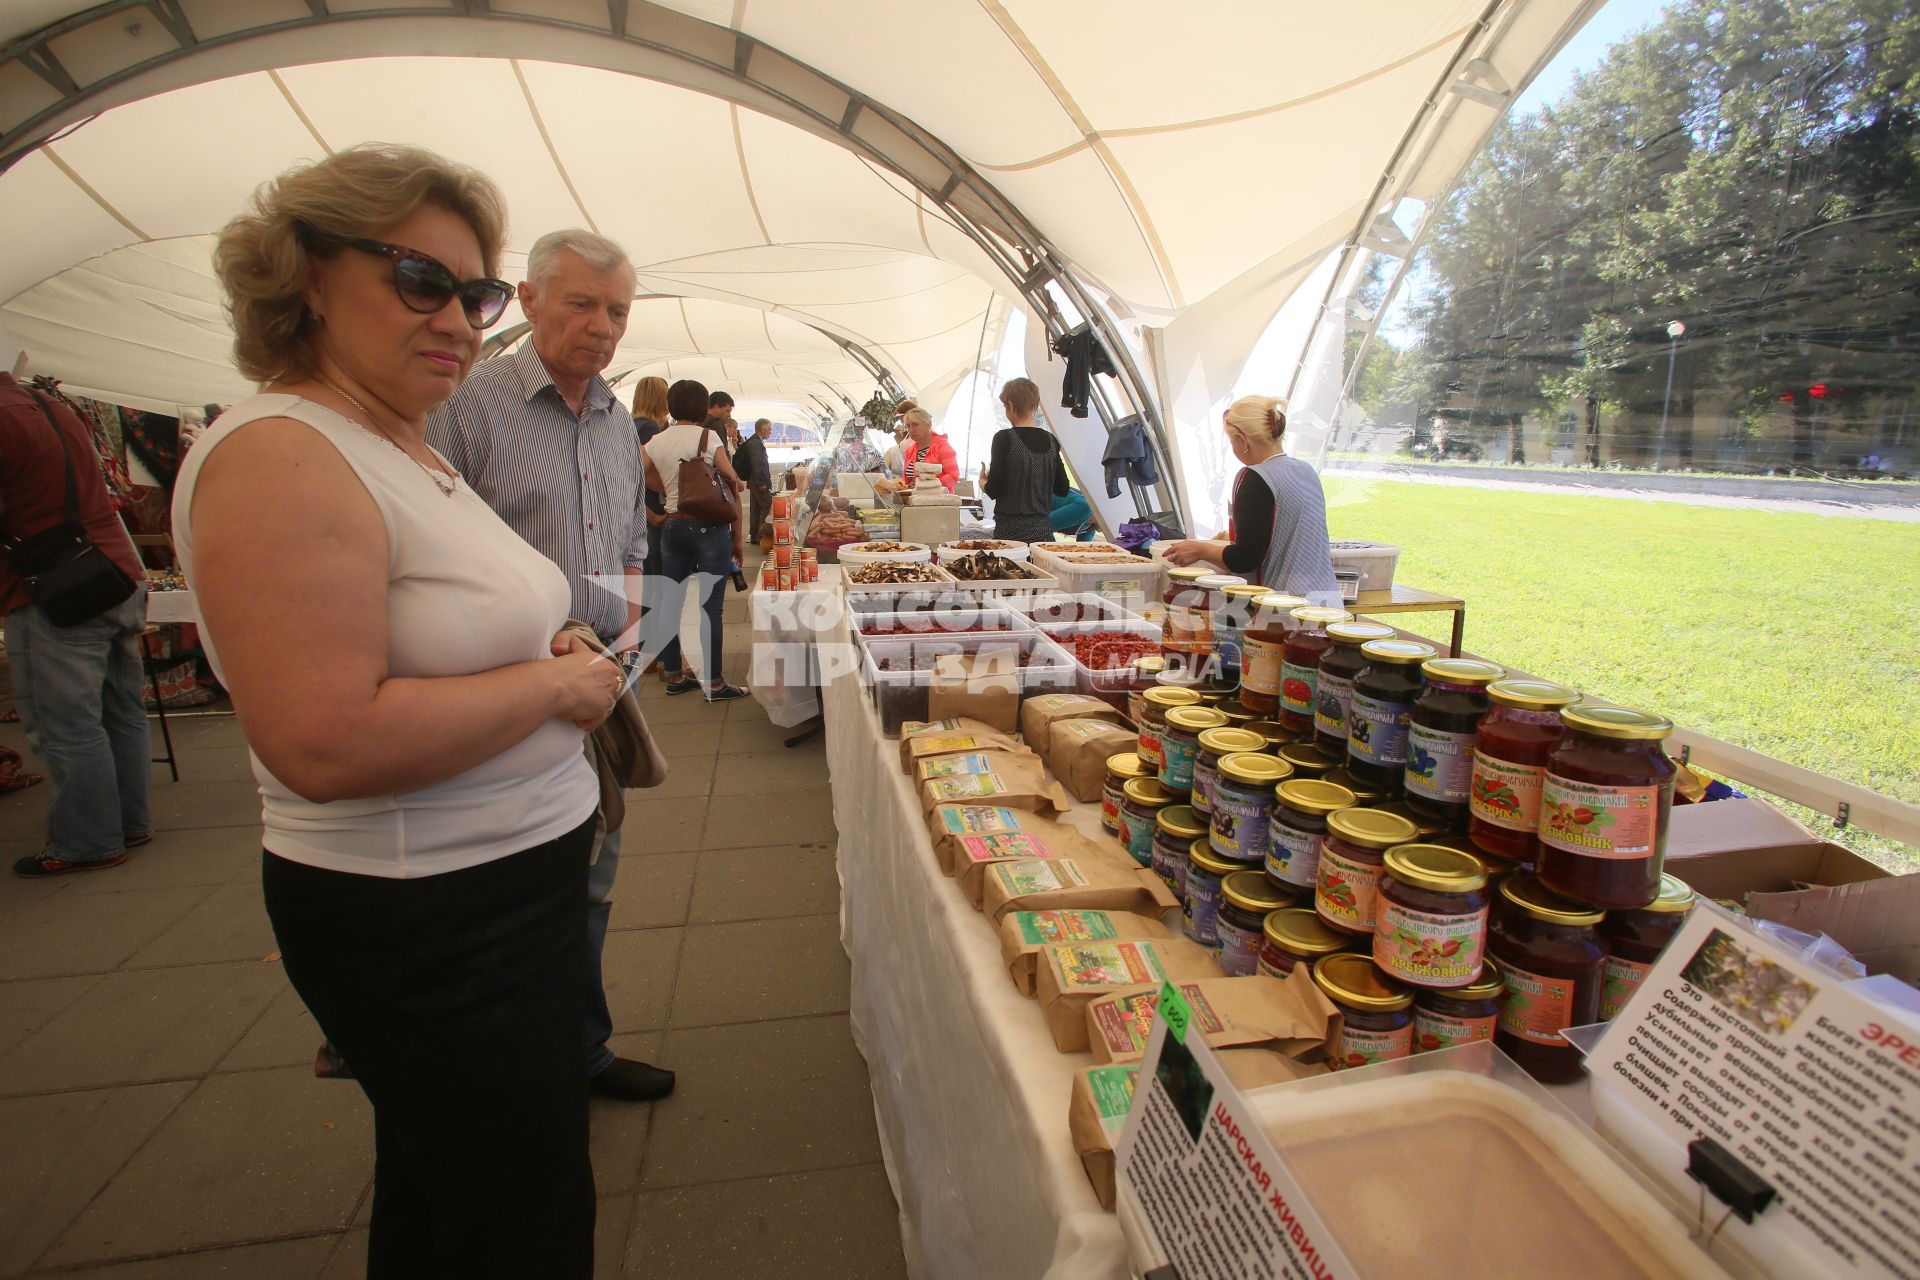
top-left (584, 825), bottom-right (621, 1075)
top-left (4, 592), bottom-right (152, 860)
top-left (652, 518), bottom-right (732, 687)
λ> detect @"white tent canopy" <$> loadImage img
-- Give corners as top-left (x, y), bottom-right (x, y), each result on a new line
top-left (0, 0), bottom-right (1599, 526)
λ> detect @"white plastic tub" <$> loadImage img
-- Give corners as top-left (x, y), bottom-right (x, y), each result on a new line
top-left (837, 540), bottom-right (932, 567)
top-left (859, 630), bottom-right (1075, 735)
top-left (1028, 544), bottom-right (1164, 616)
top-left (935, 539), bottom-right (1032, 563)
top-left (1328, 540), bottom-right (1400, 592)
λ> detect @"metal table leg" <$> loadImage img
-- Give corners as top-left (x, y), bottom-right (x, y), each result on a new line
top-left (1449, 608), bottom-right (1465, 658)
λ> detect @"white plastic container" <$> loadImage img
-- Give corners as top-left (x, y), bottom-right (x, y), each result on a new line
top-left (935, 539), bottom-right (1032, 564)
top-left (1028, 544), bottom-right (1164, 616)
top-left (1012, 592), bottom-right (1150, 628)
top-left (859, 630), bottom-right (1075, 736)
top-left (837, 540), bottom-right (932, 567)
top-left (1328, 539), bottom-right (1400, 592)
top-left (1029, 618), bottom-right (1162, 707)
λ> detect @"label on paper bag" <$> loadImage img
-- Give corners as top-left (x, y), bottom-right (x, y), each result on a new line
top-left (902, 718), bottom-right (965, 737)
top-left (939, 806), bottom-right (1024, 835)
top-left (1091, 984), bottom-right (1223, 1057)
top-left (928, 773), bottom-right (1004, 801)
top-left (1539, 775), bottom-right (1661, 857)
top-left (992, 859), bottom-right (1089, 897)
top-left (1348, 692), bottom-right (1413, 766)
top-left (1497, 961), bottom-right (1576, 1045)
top-left (1405, 725), bottom-right (1476, 802)
top-left (911, 735), bottom-right (981, 755)
top-left (959, 833), bottom-right (1052, 865)
top-left (1331, 1022), bottom-right (1413, 1070)
top-left (1013, 910), bottom-right (1119, 946)
top-left (919, 752), bottom-right (994, 780)
top-left (1315, 844), bottom-right (1381, 932)
top-left (1087, 1065), bottom-right (1139, 1137)
top-left (1375, 900), bottom-right (1488, 986)
top-left (1600, 954), bottom-right (1652, 1021)
top-left (1470, 753), bottom-right (1544, 831)
top-left (1049, 941), bottom-right (1168, 989)
top-left (1279, 660), bottom-right (1317, 716)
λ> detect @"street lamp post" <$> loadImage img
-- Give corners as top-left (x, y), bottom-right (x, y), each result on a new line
top-left (1655, 320), bottom-right (1686, 471)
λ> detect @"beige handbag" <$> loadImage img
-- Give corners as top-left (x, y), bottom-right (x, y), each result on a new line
top-left (559, 621), bottom-right (668, 839)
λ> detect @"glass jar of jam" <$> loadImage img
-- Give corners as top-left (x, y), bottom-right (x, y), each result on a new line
top-left (1119, 776), bottom-right (1176, 869)
top-left (1216, 870), bottom-right (1297, 976)
top-left (1312, 953), bottom-right (1415, 1070)
top-left (1125, 656), bottom-right (1168, 725)
top-left (1468, 679), bottom-right (1582, 866)
top-left (1267, 778), bottom-right (1356, 891)
top-left (1321, 766), bottom-right (1390, 808)
top-left (1279, 606), bottom-right (1353, 736)
top-left (1405, 658), bottom-right (1505, 831)
top-left (1374, 844), bottom-right (1490, 989)
top-left (1161, 566), bottom-right (1211, 657)
top-left (1374, 799), bottom-right (1446, 841)
top-left (1137, 687), bottom-right (1202, 772)
top-left (1538, 705), bottom-right (1677, 910)
top-left (1236, 592), bottom-right (1308, 715)
top-left (1215, 704), bottom-right (1258, 731)
top-left (1184, 838), bottom-right (1240, 950)
top-left (1413, 960), bottom-right (1505, 1054)
top-left (1346, 639), bottom-right (1437, 793)
top-left (1245, 719), bottom-right (1297, 750)
top-left (1258, 908), bottom-right (1356, 978)
top-left (1214, 582), bottom-right (1271, 687)
top-left (1276, 741), bottom-right (1339, 778)
top-left (1210, 752), bottom-right (1294, 866)
top-left (1152, 804), bottom-right (1208, 901)
top-left (1159, 705), bottom-right (1228, 795)
top-left (1101, 752), bottom-right (1151, 837)
top-left (1192, 726), bottom-right (1264, 820)
top-left (1599, 873), bottom-right (1695, 1019)
top-left (1488, 874), bottom-right (1606, 1083)
top-left (1314, 621), bottom-right (1395, 752)
top-left (1315, 807), bottom-right (1419, 935)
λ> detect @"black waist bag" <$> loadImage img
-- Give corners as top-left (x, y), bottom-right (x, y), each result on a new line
top-left (2, 393), bottom-right (137, 626)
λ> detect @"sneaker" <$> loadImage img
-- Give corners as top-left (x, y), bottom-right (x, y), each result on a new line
top-left (703, 683), bottom-right (749, 702)
top-left (14, 850), bottom-right (128, 878)
top-left (664, 675), bottom-right (701, 696)
top-left (125, 831), bottom-right (154, 850)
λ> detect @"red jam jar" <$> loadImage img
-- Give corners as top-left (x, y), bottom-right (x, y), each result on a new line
top-left (1468, 679), bottom-right (1581, 866)
top-left (1374, 844), bottom-right (1490, 989)
top-left (1404, 658), bottom-right (1505, 832)
top-left (1413, 960), bottom-right (1505, 1054)
top-left (1312, 953), bottom-right (1415, 1070)
top-left (1277, 606), bottom-right (1353, 736)
top-left (1346, 639), bottom-right (1437, 793)
top-left (1313, 621), bottom-right (1395, 752)
top-left (1538, 705), bottom-right (1677, 910)
top-left (1488, 874), bottom-right (1606, 1083)
top-left (1314, 807), bottom-right (1419, 935)
top-left (1598, 873), bottom-right (1695, 1020)
top-left (1259, 908), bottom-right (1355, 977)
top-left (1237, 593), bottom-right (1308, 715)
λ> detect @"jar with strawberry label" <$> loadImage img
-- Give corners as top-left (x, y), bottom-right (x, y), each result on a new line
top-left (1404, 658), bottom-right (1505, 832)
top-left (1277, 606), bottom-right (1353, 736)
top-left (1488, 874), bottom-right (1606, 1083)
top-left (1538, 705), bottom-right (1677, 910)
top-left (1312, 953), bottom-right (1414, 1070)
top-left (1374, 844), bottom-right (1489, 988)
top-left (1412, 960), bottom-right (1505, 1054)
top-left (1313, 621), bottom-right (1395, 753)
top-left (1258, 908), bottom-right (1356, 978)
top-left (1346, 639), bottom-right (1437, 793)
top-left (1314, 807), bottom-right (1419, 935)
top-left (1598, 873), bottom-right (1694, 1020)
top-left (1468, 679), bottom-right (1582, 866)
top-left (1237, 593), bottom-right (1308, 715)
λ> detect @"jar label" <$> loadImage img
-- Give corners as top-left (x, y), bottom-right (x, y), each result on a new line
top-left (1216, 632), bottom-right (1243, 675)
top-left (1137, 725), bottom-right (1164, 768)
top-left (928, 773), bottom-right (1004, 801)
top-left (1600, 954), bottom-right (1653, 1021)
top-left (1405, 725), bottom-right (1477, 802)
top-left (1013, 909), bottom-right (1119, 946)
top-left (1242, 635), bottom-right (1285, 696)
top-left (960, 833), bottom-right (1052, 864)
top-left (1314, 670), bottom-right (1355, 740)
top-left (1348, 692), bottom-right (1412, 766)
top-left (1183, 872), bottom-right (1224, 946)
top-left (1315, 844), bottom-right (1381, 932)
top-left (1280, 660), bottom-right (1317, 716)
top-left (1216, 917), bottom-right (1263, 977)
top-left (1100, 784), bottom-right (1125, 833)
top-left (1539, 775), bottom-right (1662, 857)
top-left (1165, 605), bottom-right (1214, 651)
top-left (1267, 823), bottom-right (1324, 888)
top-left (919, 752), bottom-right (994, 779)
top-left (1413, 1007), bottom-right (1497, 1053)
top-left (938, 806), bottom-right (1025, 835)
top-left (1161, 734), bottom-right (1199, 790)
top-left (1049, 941), bottom-right (1168, 989)
top-left (1191, 758), bottom-right (1220, 817)
top-left (1086, 1065), bottom-right (1138, 1137)
top-left (1330, 1022), bottom-right (1412, 1070)
top-left (1091, 984), bottom-right (1226, 1058)
top-left (1470, 753), bottom-right (1544, 831)
top-left (1120, 810), bottom-right (1156, 867)
top-left (1375, 899), bottom-right (1488, 986)
top-left (1210, 789), bottom-right (1271, 863)
top-left (1498, 961), bottom-right (1578, 1045)
top-left (993, 858), bottom-right (1089, 897)
top-left (1151, 840), bottom-right (1190, 900)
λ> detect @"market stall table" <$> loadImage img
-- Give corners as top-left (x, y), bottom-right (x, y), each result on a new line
top-left (748, 564), bottom-right (842, 739)
top-left (1349, 584), bottom-right (1466, 656)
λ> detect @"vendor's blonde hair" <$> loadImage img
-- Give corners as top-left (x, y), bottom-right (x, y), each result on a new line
top-left (902, 407), bottom-right (933, 430)
top-left (1224, 395), bottom-right (1286, 445)
top-left (214, 143), bottom-right (507, 385)
top-left (631, 375), bottom-right (669, 425)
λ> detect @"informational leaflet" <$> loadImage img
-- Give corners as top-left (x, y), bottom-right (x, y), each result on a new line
top-left (1117, 984), bottom-right (1352, 1280)
top-left (1585, 909), bottom-right (1920, 1280)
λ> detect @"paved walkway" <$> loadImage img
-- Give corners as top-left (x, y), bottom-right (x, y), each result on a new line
top-left (0, 579), bottom-right (908, 1278)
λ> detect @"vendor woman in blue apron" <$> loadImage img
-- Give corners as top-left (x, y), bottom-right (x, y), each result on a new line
top-left (1162, 396), bottom-right (1338, 603)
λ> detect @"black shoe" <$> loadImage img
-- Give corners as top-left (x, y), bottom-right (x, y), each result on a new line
top-left (703, 683), bottom-right (748, 703)
top-left (14, 850), bottom-right (127, 878)
top-left (664, 676), bottom-right (700, 696)
top-left (590, 1056), bottom-right (676, 1101)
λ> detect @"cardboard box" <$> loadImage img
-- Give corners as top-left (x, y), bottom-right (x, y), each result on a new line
top-left (1664, 798), bottom-right (1919, 979)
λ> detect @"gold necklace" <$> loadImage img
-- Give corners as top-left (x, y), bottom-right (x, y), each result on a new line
top-left (316, 376), bottom-right (456, 497)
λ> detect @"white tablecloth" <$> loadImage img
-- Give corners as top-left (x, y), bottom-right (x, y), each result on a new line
top-left (748, 565), bottom-right (845, 727)
top-left (823, 653), bottom-right (1128, 1280)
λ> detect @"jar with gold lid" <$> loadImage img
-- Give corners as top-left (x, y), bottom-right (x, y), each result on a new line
top-left (1347, 639), bottom-right (1438, 792)
top-left (1183, 839), bottom-right (1242, 950)
top-left (1489, 874), bottom-right (1606, 1082)
top-left (1210, 752), bottom-right (1294, 865)
top-left (1136, 686), bottom-right (1202, 773)
top-left (1101, 752), bottom-right (1151, 836)
top-left (1118, 776), bottom-right (1176, 869)
top-left (1374, 844), bottom-right (1490, 989)
top-left (1152, 804), bottom-right (1208, 901)
top-left (1159, 705), bottom-right (1229, 795)
top-left (1216, 870), bottom-right (1298, 976)
top-left (1413, 959), bottom-right (1506, 1053)
top-left (1238, 593), bottom-right (1311, 715)
top-left (1598, 873), bottom-right (1694, 1019)
top-left (1538, 705), bottom-right (1677, 910)
top-left (1267, 778), bottom-right (1357, 889)
top-left (1278, 606), bottom-right (1355, 736)
top-left (1313, 953), bottom-right (1415, 1070)
top-left (1192, 726), bottom-right (1265, 820)
top-left (1314, 807), bottom-right (1419, 935)
top-left (1405, 658), bottom-right (1506, 831)
top-left (1259, 907), bottom-right (1356, 978)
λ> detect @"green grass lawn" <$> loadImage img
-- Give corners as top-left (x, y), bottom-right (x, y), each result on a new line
top-left (1322, 477), bottom-right (1920, 869)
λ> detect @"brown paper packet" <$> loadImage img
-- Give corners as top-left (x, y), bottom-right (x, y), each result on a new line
top-left (1082, 969), bottom-right (1342, 1064)
top-left (951, 823), bottom-right (1124, 910)
top-left (1034, 937), bottom-right (1222, 1053)
top-left (899, 721), bottom-right (1028, 772)
top-left (1020, 693), bottom-right (1127, 762)
top-left (1046, 719), bottom-right (1139, 802)
top-left (980, 854), bottom-right (1179, 926)
top-left (997, 909), bottom-right (1170, 997)
top-left (927, 649), bottom-right (1021, 732)
top-left (926, 804), bottom-right (1077, 877)
top-left (1070, 1050), bottom-right (1329, 1210)
top-left (916, 750), bottom-right (1072, 818)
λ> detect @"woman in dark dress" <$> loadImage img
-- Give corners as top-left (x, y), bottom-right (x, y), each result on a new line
top-left (980, 377), bottom-right (1068, 544)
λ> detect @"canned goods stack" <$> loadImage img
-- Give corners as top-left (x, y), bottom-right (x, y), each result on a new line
top-left (761, 494), bottom-right (816, 590)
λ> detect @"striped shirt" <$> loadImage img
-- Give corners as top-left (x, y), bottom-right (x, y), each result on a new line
top-left (426, 343), bottom-right (647, 642)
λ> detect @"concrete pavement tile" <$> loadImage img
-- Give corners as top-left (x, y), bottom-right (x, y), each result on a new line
top-left (717, 713), bottom-right (806, 754)
top-left (708, 748), bottom-right (828, 797)
top-left (633, 753), bottom-right (715, 801)
top-left (146, 716), bottom-right (248, 752)
top-left (0, 973), bottom-right (100, 1060)
top-left (214, 982), bottom-right (320, 1074)
top-left (699, 790), bottom-right (835, 850)
top-left (607, 849), bottom-right (695, 931)
top-left (42, 1068), bottom-right (373, 1266)
top-left (0, 960), bottom-right (284, 1095)
top-left (646, 718), bottom-right (723, 756)
top-left (0, 856), bottom-right (74, 924)
top-left (601, 927), bottom-right (682, 1034)
top-left (626, 1164), bottom-right (905, 1279)
top-left (668, 913), bottom-right (848, 1029)
top-left (123, 884), bottom-right (277, 970)
top-left (633, 685), bottom-right (723, 725)
top-left (595, 1194), bottom-right (634, 1280)
top-left (59, 827), bottom-right (261, 895)
top-left (616, 797), bottom-right (705, 853)
top-left (40, 1235), bottom-right (338, 1279)
top-left (688, 845), bottom-right (841, 924)
top-left (590, 1031), bottom-right (664, 1197)
top-left (315, 1230), bottom-right (365, 1280)
top-left (152, 747), bottom-right (258, 786)
top-left (643, 1016), bottom-right (881, 1188)
top-left (0, 1081), bottom-right (192, 1276)
top-left (0, 886), bottom-right (208, 981)
top-left (142, 780), bottom-right (265, 832)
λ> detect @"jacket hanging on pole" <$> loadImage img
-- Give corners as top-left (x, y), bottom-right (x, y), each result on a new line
top-left (1049, 325), bottom-right (1118, 418)
top-left (1101, 417), bottom-right (1159, 497)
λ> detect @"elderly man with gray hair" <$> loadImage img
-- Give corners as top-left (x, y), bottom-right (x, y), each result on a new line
top-left (428, 228), bottom-right (673, 1103)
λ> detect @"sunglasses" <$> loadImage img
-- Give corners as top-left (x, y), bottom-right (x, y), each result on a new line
top-left (328, 236), bottom-right (515, 329)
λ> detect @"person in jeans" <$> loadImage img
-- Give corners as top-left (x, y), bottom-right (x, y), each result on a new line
top-left (177, 144), bottom-right (621, 1277)
top-left (643, 378), bottom-right (747, 701)
top-left (1, 370), bottom-right (150, 877)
